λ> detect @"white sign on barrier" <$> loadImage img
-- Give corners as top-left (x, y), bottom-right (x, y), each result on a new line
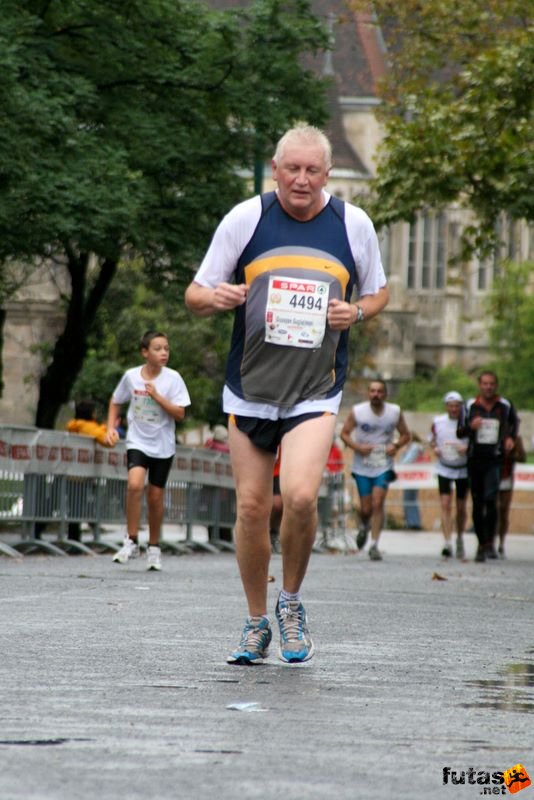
top-left (393, 464), bottom-right (437, 490)
top-left (0, 425), bottom-right (234, 487)
top-left (392, 462), bottom-right (534, 491)
top-left (512, 464), bottom-right (534, 492)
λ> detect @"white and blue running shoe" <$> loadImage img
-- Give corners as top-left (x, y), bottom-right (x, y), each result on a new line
top-left (275, 596), bottom-right (315, 663)
top-left (227, 616), bottom-right (272, 665)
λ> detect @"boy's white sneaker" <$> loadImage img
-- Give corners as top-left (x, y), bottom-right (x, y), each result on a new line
top-left (146, 545), bottom-right (162, 571)
top-left (112, 536), bottom-right (140, 564)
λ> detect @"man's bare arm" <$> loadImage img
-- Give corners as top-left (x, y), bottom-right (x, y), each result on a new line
top-left (185, 281), bottom-right (248, 317)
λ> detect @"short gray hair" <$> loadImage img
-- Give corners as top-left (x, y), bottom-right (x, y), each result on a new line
top-left (273, 124), bottom-right (332, 169)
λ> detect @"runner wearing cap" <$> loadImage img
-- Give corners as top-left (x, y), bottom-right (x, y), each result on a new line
top-left (429, 391), bottom-right (469, 558)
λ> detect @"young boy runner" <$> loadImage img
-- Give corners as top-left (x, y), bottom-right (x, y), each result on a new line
top-left (106, 331), bottom-right (191, 570)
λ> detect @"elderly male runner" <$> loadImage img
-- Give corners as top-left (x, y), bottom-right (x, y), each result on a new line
top-left (185, 124), bottom-right (388, 664)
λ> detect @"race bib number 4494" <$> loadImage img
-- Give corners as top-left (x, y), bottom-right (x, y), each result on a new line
top-left (265, 276), bottom-right (329, 348)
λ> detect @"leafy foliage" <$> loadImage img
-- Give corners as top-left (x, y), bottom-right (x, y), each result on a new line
top-left (395, 365), bottom-right (478, 412)
top-left (486, 261), bottom-right (534, 409)
top-left (344, 316), bottom-right (385, 391)
top-left (0, 0), bottom-right (329, 425)
top-left (382, 262), bottom-right (534, 411)
top-left (350, 0), bottom-right (533, 255)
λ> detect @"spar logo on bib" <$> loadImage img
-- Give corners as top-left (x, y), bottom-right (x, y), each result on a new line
top-left (272, 279), bottom-right (317, 293)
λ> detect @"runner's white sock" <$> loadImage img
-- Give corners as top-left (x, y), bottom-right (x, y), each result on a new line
top-left (280, 589), bottom-right (300, 603)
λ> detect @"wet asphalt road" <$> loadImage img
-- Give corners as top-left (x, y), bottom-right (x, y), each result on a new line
top-left (1, 529), bottom-right (533, 800)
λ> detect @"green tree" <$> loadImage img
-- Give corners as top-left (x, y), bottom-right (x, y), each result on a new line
top-left (0, 0), bottom-right (328, 426)
top-left (350, 0), bottom-right (533, 255)
top-left (487, 261), bottom-right (534, 409)
top-left (396, 365), bottom-right (478, 412)
top-left (72, 258), bottom-right (232, 427)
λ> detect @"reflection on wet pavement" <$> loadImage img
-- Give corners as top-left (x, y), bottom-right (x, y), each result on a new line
top-left (462, 663), bottom-right (534, 713)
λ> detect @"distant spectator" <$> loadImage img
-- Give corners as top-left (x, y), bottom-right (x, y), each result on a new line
top-left (497, 434), bottom-right (526, 558)
top-left (205, 424), bottom-right (232, 543)
top-left (115, 414), bottom-right (127, 440)
top-left (323, 438), bottom-right (346, 538)
top-left (326, 439), bottom-right (344, 475)
top-left (204, 425), bottom-right (230, 453)
top-left (67, 400), bottom-right (117, 447)
top-left (398, 435), bottom-right (427, 531)
top-left (269, 448), bottom-right (282, 553)
top-left (65, 399), bottom-right (118, 540)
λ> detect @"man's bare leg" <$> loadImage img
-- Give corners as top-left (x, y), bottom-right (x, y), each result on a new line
top-left (356, 494), bottom-right (372, 549)
top-left (456, 497), bottom-right (467, 537)
top-left (278, 414), bottom-right (337, 593)
top-left (370, 485), bottom-right (387, 545)
top-left (440, 493), bottom-right (453, 552)
top-left (455, 495), bottom-right (467, 558)
top-left (228, 423), bottom-right (276, 617)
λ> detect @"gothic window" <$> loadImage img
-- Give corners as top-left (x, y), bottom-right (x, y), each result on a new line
top-left (436, 213), bottom-right (447, 289)
top-left (407, 221), bottom-right (417, 289)
top-left (406, 211), bottom-right (449, 290)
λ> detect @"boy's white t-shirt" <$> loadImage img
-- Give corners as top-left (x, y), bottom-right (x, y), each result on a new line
top-left (112, 366), bottom-right (191, 458)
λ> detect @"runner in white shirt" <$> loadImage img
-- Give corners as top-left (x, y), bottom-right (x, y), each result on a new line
top-left (341, 380), bottom-right (410, 560)
top-left (430, 391), bottom-right (469, 559)
top-left (105, 331), bottom-right (191, 571)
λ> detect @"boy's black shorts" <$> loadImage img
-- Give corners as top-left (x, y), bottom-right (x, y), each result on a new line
top-left (126, 449), bottom-right (174, 488)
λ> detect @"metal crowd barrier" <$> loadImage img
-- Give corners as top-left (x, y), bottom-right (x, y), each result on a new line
top-left (0, 424), bottom-right (236, 558)
top-left (316, 473), bottom-right (354, 551)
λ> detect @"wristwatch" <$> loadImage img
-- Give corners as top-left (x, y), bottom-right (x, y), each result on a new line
top-left (354, 304), bottom-right (365, 323)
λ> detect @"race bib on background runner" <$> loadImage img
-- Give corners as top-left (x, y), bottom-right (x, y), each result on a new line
top-left (265, 276), bottom-right (328, 348)
top-left (476, 418), bottom-right (499, 445)
top-left (363, 444), bottom-right (388, 469)
top-left (441, 441), bottom-right (460, 462)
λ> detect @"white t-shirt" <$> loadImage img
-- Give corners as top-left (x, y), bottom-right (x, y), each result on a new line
top-left (350, 401), bottom-right (400, 478)
top-left (194, 192), bottom-right (386, 419)
top-left (431, 414), bottom-right (468, 479)
top-left (112, 366), bottom-right (191, 458)
top-left (194, 193), bottom-right (385, 296)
